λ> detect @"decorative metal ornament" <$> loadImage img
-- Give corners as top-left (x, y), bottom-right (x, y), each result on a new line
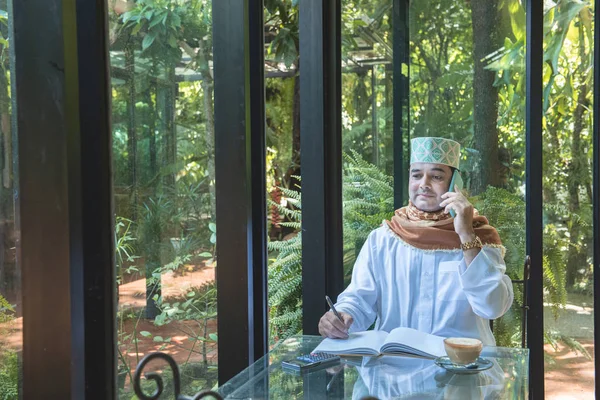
top-left (133, 352), bottom-right (223, 400)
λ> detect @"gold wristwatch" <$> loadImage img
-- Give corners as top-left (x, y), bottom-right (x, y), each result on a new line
top-left (460, 235), bottom-right (483, 251)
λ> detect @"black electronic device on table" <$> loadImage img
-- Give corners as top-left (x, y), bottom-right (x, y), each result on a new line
top-left (282, 352), bottom-right (341, 373)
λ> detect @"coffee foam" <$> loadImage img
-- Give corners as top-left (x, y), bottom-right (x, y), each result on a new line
top-left (445, 338), bottom-right (481, 347)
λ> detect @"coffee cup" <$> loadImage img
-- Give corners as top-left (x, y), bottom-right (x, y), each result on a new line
top-left (443, 337), bottom-right (482, 365)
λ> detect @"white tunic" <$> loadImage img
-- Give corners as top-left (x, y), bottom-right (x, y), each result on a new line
top-left (335, 225), bottom-right (514, 346)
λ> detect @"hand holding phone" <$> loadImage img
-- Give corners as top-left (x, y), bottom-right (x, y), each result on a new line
top-left (448, 170), bottom-right (463, 218)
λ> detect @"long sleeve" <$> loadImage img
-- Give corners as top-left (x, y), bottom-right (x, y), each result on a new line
top-left (335, 234), bottom-right (379, 332)
top-left (458, 247), bottom-right (514, 320)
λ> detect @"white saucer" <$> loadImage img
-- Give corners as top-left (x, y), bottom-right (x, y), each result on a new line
top-left (434, 356), bottom-right (493, 374)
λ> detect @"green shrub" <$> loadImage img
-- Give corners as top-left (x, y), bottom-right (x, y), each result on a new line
top-left (0, 350), bottom-right (18, 400)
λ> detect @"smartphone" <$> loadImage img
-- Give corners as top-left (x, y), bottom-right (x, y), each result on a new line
top-left (282, 353), bottom-right (340, 373)
top-left (448, 170), bottom-right (464, 218)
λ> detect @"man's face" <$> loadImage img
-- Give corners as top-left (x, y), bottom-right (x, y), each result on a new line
top-left (408, 163), bottom-right (453, 212)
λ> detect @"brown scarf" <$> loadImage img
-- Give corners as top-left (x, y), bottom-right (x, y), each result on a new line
top-left (385, 201), bottom-right (502, 251)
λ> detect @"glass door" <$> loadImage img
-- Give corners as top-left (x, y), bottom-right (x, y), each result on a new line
top-left (107, 0), bottom-right (219, 396)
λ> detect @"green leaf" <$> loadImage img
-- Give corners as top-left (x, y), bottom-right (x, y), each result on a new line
top-left (209, 333), bottom-right (218, 342)
top-left (171, 13), bottom-right (182, 27)
top-left (209, 222), bottom-right (217, 232)
top-left (121, 11), bottom-right (134, 24)
top-left (142, 32), bottom-right (156, 50)
top-left (210, 233), bottom-right (216, 244)
top-left (199, 252), bottom-right (212, 257)
top-left (140, 331), bottom-right (152, 337)
top-left (168, 35), bottom-right (178, 48)
top-left (131, 23), bottom-right (142, 36)
top-left (153, 336), bottom-right (164, 342)
top-left (149, 15), bottom-right (163, 28)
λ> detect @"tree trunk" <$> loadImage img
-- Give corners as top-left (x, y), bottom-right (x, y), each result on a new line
top-left (163, 66), bottom-right (177, 188)
top-left (146, 85), bottom-right (157, 181)
top-left (193, 38), bottom-right (216, 221)
top-left (470, 0), bottom-right (501, 194)
top-left (372, 73), bottom-right (379, 166)
top-left (125, 41), bottom-right (138, 220)
top-left (202, 81), bottom-right (216, 221)
top-left (284, 73), bottom-right (301, 191)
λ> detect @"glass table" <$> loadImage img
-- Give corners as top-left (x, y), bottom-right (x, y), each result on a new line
top-left (218, 335), bottom-right (529, 399)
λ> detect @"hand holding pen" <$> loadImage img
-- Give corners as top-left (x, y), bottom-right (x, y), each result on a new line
top-left (318, 295), bottom-right (354, 339)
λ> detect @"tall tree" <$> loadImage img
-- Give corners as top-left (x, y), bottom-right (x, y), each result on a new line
top-left (470, 0), bottom-right (501, 194)
top-left (565, 21), bottom-right (590, 287)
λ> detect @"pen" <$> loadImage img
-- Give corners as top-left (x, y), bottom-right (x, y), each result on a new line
top-left (325, 295), bottom-right (344, 324)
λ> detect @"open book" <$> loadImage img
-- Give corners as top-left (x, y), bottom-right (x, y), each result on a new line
top-left (313, 327), bottom-right (446, 359)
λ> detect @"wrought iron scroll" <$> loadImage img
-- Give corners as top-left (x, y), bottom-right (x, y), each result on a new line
top-left (133, 352), bottom-right (224, 400)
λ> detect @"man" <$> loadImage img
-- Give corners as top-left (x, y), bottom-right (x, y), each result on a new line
top-left (318, 137), bottom-right (513, 346)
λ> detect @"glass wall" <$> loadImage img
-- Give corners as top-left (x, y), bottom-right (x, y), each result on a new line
top-left (108, 0), bottom-right (218, 396)
top-left (408, 0), bottom-right (527, 348)
top-left (264, 2), bottom-right (302, 344)
top-left (0, 2), bottom-right (19, 398)
top-left (410, 0), bottom-right (529, 349)
top-left (339, 0), bottom-right (530, 348)
top-left (542, 2), bottom-right (595, 398)
top-left (341, 1), bottom-right (394, 284)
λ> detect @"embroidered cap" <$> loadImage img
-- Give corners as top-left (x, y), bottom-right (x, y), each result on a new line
top-left (410, 137), bottom-right (461, 169)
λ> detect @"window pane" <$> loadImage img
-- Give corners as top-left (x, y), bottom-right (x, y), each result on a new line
top-left (409, 0), bottom-right (528, 348)
top-left (108, 1), bottom-right (217, 396)
top-left (264, 2), bottom-right (302, 344)
top-left (340, 0), bottom-right (528, 347)
top-left (341, 2), bottom-right (394, 285)
top-left (0, 2), bottom-right (19, 398)
top-left (543, 2), bottom-right (595, 398)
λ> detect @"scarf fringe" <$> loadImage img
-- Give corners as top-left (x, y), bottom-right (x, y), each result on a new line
top-left (382, 221), bottom-right (507, 258)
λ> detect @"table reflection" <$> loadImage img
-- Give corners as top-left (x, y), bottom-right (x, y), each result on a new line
top-left (217, 336), bottom-right (528, 399)
top-left (349, 356), bottom-right (505, 399)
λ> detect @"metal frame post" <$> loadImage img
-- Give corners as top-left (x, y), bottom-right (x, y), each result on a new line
top-left (299, 0), bottom-right (344, 335)
top-left (214, 0), bottom-right (268, 384)
top-left (525, 0), bottom-right (544, 398)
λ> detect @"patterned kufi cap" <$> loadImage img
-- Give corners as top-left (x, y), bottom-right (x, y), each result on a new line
top-left (410, 137), bottom-right (461, 169)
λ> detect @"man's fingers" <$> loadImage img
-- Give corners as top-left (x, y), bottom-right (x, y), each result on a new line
top-left (322, 318), bottom-right (349, 338)
top-left (341, 312), bottom-right (354, 329)
top-left (328, 313), bottom-right (349, 333)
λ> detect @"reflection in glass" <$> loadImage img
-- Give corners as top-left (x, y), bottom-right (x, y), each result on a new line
top-left (108, 0), bottom-right (217, 396)
top-left (217, 336), bottom-right (529, 399)
top-left (0, 2), bottom-right (19, 398)
top-left (352, 356), bottom-right (505, 400)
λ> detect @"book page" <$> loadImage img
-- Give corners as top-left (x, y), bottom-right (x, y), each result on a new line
top-left (312, 330), bottom-right (389, 356)
top-left (380, 327), bottom-right (445, 358)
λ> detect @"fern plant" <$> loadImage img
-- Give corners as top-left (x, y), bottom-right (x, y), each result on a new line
top-left (268, 187), bottom-right (303, 341)
top-left (268, 153), bottom-right (394, 341)
top-left (342, 150), bottom-right (394, 281)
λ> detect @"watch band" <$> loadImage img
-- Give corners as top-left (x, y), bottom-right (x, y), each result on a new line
top-left (460, 235), bottom-right (483, 251)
